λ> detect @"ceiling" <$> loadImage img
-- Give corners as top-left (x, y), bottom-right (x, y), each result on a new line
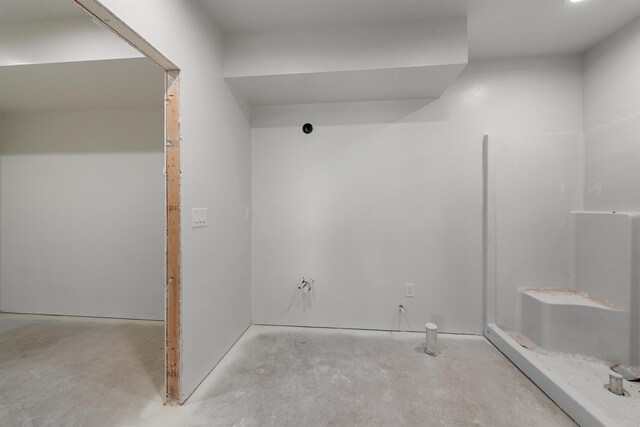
top-left (2, 0), bottom-right (639, 58)
top-left (202, 0), bottom-right (640, 58)
top-left (203, 0), bottom-right (468, 33)
top-left (1, 0), bottom-right (639, 110)
top-left (0, 58), bottom-right (164, 113)
top-left (0, 0), bottom-right (86, 23)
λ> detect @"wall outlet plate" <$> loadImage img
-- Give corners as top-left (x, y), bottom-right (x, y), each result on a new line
top-left (405, 283), bottom-right (414, 297)
top-left (192, 208), bottom-right (208, 228)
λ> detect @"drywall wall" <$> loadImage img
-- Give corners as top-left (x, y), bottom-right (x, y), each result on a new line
top-left (100, 0), bottom-right (251, 401)
top-left (0, 16), bottom-right (142, 66)
top-left (490, 133), bottom-right (583, 333)
top-left (584, 17), bottom-right (640, 212)
top-left (0, 108), bottom-right (164, 320)
top-left (0, 58), bottom-right (163, 113)
top-left (251, 55), bottom-right (584, 334)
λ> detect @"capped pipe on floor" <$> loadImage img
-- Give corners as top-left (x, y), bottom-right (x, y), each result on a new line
top-left (425, 322), bottom-right (438, 356)
top-left (608, 370), bottom-right (625, 396)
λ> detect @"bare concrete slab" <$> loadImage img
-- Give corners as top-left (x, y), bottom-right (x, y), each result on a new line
top-left (0, 315), bottom-right (575, 426)
top-left (0, 313), bottom-right (164, 427)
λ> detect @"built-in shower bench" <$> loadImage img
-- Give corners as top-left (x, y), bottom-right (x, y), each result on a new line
top-left (521, 287), bottom-right (628, 363)
top-left (520, 211), bottom-right (639, 366)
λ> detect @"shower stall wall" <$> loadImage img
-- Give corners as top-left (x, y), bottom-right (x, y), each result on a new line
top-left (484, 133), bottom-right (583, 334)
top-left (484, 132), bottom-right (640, 426)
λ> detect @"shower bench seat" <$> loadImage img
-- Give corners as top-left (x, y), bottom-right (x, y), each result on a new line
top-left (520, 288), bottom-right (630, 365)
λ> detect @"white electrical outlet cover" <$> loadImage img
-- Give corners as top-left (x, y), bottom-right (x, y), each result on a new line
top-left (405, 283), bottom-right (414, 297)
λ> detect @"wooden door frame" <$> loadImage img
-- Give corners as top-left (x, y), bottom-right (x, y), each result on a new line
top-left (74, 0), bottom-right (182, 404)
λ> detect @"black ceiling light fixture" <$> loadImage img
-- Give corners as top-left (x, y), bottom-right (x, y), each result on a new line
top-left (302, 123), bottom-right (313, 134)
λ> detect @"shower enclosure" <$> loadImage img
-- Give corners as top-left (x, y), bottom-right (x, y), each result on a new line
top-left (483, 132), bottom-right (639, 426)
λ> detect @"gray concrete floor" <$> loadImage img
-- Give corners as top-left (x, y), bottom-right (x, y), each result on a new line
top-left (0, 313), bottom-right (164, 426)
top-left (0, 314), bottom-right (576, 426)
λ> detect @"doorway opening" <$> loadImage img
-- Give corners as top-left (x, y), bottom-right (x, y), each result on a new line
top-left (71, 0), bottom-right (182, 404)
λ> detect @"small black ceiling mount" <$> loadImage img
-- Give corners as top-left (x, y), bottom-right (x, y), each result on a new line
top-left (302, 123), bottom-right (313, 134)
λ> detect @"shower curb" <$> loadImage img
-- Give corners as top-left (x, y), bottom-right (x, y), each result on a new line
top-left (485, 324), bottom-right (617, 427)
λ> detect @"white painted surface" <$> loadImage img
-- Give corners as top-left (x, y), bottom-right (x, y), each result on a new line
top-left (466, 0), bottom-right (640, 58)
top-left (0, 16), bottom-right (142, 66)
top-left (0, 58), bottom-right (164, 113)
top-left (584, 17), bottom-right (640, 131)
top-left (228, 64), bottom-right (467, 106)
top-left (521, 289), bottom-right (612, 309)
top-left (575, 212), bottom-right (638, 308)
top-left (100, 0), bottom-right (251, 401)
top-left (521, 289), bottom-right (630, 364)
top-left (585, 116), bottom-right (640, 212)
top-left (491, 134), bottom-right (584, 333)
top-left (204, 0), bottom-right (640, 59)
top-left (224, 20), bottom-right (467, 105)
top-left (583, 17), bottom-right (640, 371)
top-left (252, 56), bottom-right (584, 132)
top-left (0, 108), bottom-right (164, 320)
top-left (204, 0), bottom-right (467, 35)
top-left (485, 19), bottom-right (640, 420)
top-left (223, 20), bottom-right (467, 77)
top-left (505, 330), bottom-right (640, 427)
top-left (485, 324), bottom-right (615, 427)
top-left (251, 56), bottom-right (584, 334)
top-left (584, 18), bottom-right (640, 213)
top-left (0, 0), bottom-right (85, 23)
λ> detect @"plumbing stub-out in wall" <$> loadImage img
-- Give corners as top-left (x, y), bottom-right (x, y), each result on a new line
top-left (298, 277), bottom-right (314, 293)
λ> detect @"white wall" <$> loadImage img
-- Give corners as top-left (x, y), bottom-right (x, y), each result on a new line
top-left (584, 17), bottom-right (640, 212)
top-left (100, 0), bottom-right (251, 401)
top-left (584, 17), bottom-right (640, 131)
top-left (0, 108), bottom-right (164, 320)
top-left (251, 56), bottom-right (584, 334)
top-left (583, 16), bottom-right (640, 367)
top-left (0, 16), bottom-right (142, 66)
top-left (490, 133), bottom-right (583, 332)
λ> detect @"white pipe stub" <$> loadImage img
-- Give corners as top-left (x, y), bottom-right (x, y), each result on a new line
top-left (425, 322), bottom-right (438, 356)
top-left (608, 370), bottom-right (625, 396)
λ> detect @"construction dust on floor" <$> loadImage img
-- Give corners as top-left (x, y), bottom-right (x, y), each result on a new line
top-left (0, 314), bottom-right (575, 426)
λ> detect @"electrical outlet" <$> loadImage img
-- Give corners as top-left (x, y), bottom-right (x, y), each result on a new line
top-left (404, 283), bottom-right (414, 297)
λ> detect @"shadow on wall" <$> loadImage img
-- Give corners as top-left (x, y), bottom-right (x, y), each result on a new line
top-left (251, 98), bottom-right (439, 128)
top-left (0, 109), bottom-right (164, 155)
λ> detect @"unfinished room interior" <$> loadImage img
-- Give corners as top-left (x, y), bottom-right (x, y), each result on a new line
top-left (1, 0), bottom-right (640, 425)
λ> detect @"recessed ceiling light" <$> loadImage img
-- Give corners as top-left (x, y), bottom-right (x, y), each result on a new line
top-left (567, 0), bottom-right (586, 3)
